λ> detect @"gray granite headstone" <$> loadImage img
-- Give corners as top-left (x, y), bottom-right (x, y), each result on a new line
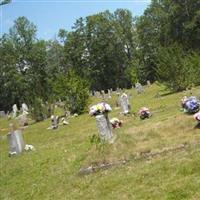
top-left (95, 114), bottom-right (113, 141)
top-left (18, 114), bottom-right (28, 127)
top-left (51, 115), bottom-right (59, 129)
top-left (7, 130), bottom-right (25, 155)
top-left (0, 111), bottom-right (6, 118)
top-left (135, 82), bottom-right (144, 94)
top-left (108, 89), bottom-right (111, 99)
top-left (120, 93), bottom-right (130, 114)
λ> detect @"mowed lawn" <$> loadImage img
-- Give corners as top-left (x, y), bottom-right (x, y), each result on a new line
top-left (1, 84), bottom-right (200, 200)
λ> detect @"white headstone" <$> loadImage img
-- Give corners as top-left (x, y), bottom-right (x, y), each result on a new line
top-left (95, 114), bottom-right (113, 141)
top-left (120, 93), bottom-right (130, 114)
top-left (12, 104), bottom-right (18, 118)
top-left (147, 80), bottom-right (151, 87)
top-left (22, 103), bottom-right (29, 114)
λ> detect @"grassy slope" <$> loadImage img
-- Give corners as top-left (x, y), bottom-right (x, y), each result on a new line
top-left (1, 84), bottom-right (200, 200)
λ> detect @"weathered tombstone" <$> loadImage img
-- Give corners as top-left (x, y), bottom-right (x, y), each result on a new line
top-left (120, 93), bottom-right (130, 114)
top-left (147, 80), bottom-right (151, 87)
top-left (7, 124), bottom-right (25, 156)
top-left (51, 115), bottom-right (59, 129)
top-left (18, 114), bottom-right (28, 127)
top-left (95, 114), bottom-right (113, 141)
top-left (116, 92), bottom-right (121, 107)
top-left (12, 104), bottom-right (18, 118)
top-left (0, 111), bottom-right (6, 118)
top-left (101, 90), bottom-right (105, 99)
top-left (135, 82), bottom-right (144, 94)
top-left (22, 103), bottom-right (29, 114)
top-left (107, 89), bottom-right (112, 99)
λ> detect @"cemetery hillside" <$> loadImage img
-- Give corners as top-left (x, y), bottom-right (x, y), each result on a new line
top-left (1, 0), bottom-right (200, 199)
top-left (1, 84), bottom-right (200, 199)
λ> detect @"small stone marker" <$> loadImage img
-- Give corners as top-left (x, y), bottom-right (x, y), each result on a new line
top-left (51, 115), bottom-right (59, 129)
top-left (0, 111), bottom-right (6, 118)
top-left (95, 114), bottom-right (113, 141)
top-left (147, 80), bottom-right (151, 87)
top-left (116, 93), bottom-right (121, 107)
top-left (7, 124), bottom-right (25, 156)
top-left (101, 90), bottom-right (105, 99)
top-left (135, 82), bottom-right (144, 94)
top-left (12, 104), bottom-right (18, 118)
top-left (18, 114), bottom-right (28, 127)
top-left (107, 89), bottom-right (111, 99)
top-left (120, 93), bottom-right (130, 114)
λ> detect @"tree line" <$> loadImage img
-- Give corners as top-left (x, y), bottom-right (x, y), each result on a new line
top-left (0, 0), bottom-right (200, 119)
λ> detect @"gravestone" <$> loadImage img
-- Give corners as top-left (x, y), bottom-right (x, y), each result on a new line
top-left (116, 93), bottom-right (121, 107)
top-left (22, 103), bottom-right (29, 114)
top-left (51, 115), bottom-right (59, 129)
top-left (18, 114), bottom-right (28, 127)
top-left (107, 89), bottom-right (111, 99)
top-left (101, 90), bottom-right (105, 99)
top-left (0, 111), bottom-right (6, 118)
top-left (147, 80), bottom-right (151, 87)
top-left (12, 104), bottom-right (18, 118)
top-left (135, 82), bottom-right (144, 94)
top-left (7, 124), bottom-right (25, 156)
top-left (120, 93), bottom-right (130, 114)
top-left (95, 91), bottom-right (101, 98)
top-left (95, 114), bottom-right (113, 141)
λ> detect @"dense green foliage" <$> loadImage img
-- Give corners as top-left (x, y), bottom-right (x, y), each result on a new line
top-left (0, 0), bottom-right (200, 116)
top-left (53, 71), bottom-right (89, 114)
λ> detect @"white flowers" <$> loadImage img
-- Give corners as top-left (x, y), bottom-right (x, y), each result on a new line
top-left (89, 102), bottom-right (112, 116)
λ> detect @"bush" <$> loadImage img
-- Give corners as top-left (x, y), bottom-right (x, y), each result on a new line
top-left (156, 44), bottom-right (200, 92)
top-left (53, 70), bottom-right (89, 114)
top-left (156, 44), bottom-right (187, 91)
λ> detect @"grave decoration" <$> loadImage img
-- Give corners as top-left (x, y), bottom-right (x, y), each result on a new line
top-left (181, 96), bottom-right (199, 114)
top-left (110, 118), bottom-right (123, 129)
top-left (194, 112), bottom-right (200, 123)
top-left (89, 102), bottom-right (113, 141)
top-left (138, 107), bottom-right (151, 120)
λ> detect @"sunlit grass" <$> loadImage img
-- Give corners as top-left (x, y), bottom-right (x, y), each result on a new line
top-left (1, 84), bottom-right (200, 199)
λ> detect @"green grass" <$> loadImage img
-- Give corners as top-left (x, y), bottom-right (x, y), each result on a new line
top-left (1, 83), bottom-right (200, 199)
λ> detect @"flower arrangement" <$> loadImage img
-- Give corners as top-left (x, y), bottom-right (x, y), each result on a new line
top-left (89, 102), bottom-right (112, 116)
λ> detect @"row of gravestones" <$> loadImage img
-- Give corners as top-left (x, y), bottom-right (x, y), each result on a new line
top-left (94, 81), bottom-right (151, 142)
top-left (5, 81), bottom-right (150, 156)
top-left (90, 81), bottom-right (150, 99)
